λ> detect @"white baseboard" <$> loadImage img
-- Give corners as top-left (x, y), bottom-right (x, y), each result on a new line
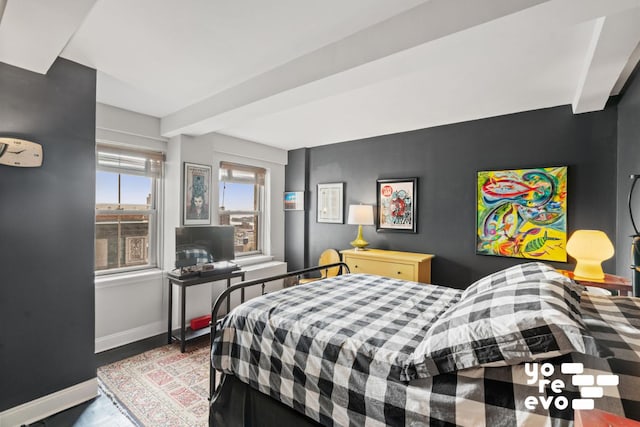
top-left (0, 378), bottom-right (97, 427)
top-left (95, 320), bottom-right (165, 353)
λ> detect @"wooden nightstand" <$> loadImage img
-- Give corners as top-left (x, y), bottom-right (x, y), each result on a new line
top-left (558, 269), bottom-right (632, 296)
top-left (340, 249), bottom-right (434, 283)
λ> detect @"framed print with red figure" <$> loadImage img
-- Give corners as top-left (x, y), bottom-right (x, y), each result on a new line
top-left (376, 178), bottom-right (417, 233)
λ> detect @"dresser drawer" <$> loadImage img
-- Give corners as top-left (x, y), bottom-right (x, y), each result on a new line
top-left (346, 257), bottom-right (415, 281)
top-left (341, 249), bottom-right (434, 283)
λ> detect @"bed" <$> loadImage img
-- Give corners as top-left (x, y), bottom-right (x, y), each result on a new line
top-left (209, 262), bottom-right (640, 426)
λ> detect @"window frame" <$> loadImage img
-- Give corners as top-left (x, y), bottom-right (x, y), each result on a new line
top-left (218, 162), bottom-right (266, 257)
top-left (95, 144), bottom-right (164, 275)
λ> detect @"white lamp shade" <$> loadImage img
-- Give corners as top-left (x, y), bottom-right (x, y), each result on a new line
top-left (348, 204), bottom-right (374, 225)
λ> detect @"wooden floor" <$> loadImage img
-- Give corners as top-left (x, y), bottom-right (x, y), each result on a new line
top-left (26, 391), bottom-right (137, 427)
top-left (26, 334), bottom-right (168, 427)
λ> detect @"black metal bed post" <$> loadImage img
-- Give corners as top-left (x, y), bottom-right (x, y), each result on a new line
top-left (632, 236), bottom-right (640, 297)
top-left (208, 262), bottom-right (350, 400)
top-left (629, 174), bottom-right (640, 297)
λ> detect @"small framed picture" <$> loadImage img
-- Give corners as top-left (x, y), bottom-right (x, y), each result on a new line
top-left (317, 182), bottom-right (344, 223)
top-left (184, 162), bottom-right (212, 225)
top-left (376, 178), bottom-right (418, 233)
top-left (284, 191), bottom-right (304, 211)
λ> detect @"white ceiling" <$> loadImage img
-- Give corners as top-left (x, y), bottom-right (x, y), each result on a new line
top-left (1, 0), bottom-right (640, 150)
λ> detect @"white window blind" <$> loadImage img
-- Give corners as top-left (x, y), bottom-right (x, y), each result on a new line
top-left (219, 161), bottom-right (265, 186)
top-left (96, 144), bottom-right (164, 178)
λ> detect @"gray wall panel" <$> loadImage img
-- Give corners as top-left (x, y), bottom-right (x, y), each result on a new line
top-left (288, 105), bottom-right (618, 288)
top-left (616, 69), bottom-right (640, 281)
top-left (0, 58), bottom-right (96, 411)
top-left (284, 148), bottom-right (309, 271)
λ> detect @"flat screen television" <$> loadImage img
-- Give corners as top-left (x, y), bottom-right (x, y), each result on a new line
top-left (175, 225), bottom-right (235, 267)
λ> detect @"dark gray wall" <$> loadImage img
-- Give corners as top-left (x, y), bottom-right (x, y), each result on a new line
top-left (287, 104), bottom-right (618, 288)
top-left (0, 58), bottom-right (96, 411)
top-left (285, 148), bottom-right (309, 271)
top-left (616, 69), bottom-right (640, 278)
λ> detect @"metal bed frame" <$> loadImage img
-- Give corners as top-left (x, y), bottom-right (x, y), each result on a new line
top-left (208, 262), bottom-right (350, 400)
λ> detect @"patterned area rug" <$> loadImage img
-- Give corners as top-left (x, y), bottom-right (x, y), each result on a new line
top-left (98, 338), bottom-right (210, 427)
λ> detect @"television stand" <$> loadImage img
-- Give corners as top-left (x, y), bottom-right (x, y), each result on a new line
top-left (167, 269), bottom-right (245, 352)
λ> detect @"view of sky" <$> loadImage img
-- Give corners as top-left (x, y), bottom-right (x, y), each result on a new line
top-left (96, 172), bottom-right (152, 205)
top-left (220, 182), bottom-right (254, 211)
top-left (96, 171), bottom-right (255, 210)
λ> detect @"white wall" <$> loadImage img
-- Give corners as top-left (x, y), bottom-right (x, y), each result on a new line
top-left (95, 270), bottom-right (166, 352)
top-left (95, 104), bottom-right (287, 352)
top-left (164, 133), bottom-right (288, 325)
top-left (95, 103), bottom-right (167, 152)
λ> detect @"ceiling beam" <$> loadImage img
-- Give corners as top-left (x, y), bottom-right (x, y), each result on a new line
top-left (611, 40), bottom-right (640, 95)
top-left (0, 0), bottom-right (96, 74)
top-left (160, 0), bottom-right (552, 138)
top-left (161, 0), bottom-right (640, 138)
top-left (572, 7), bottom-right (640, 114)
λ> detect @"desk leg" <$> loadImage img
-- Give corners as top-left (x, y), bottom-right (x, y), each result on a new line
top-left (167, 280), bottom-right (173, 344)
top-left (181, 284), bottom-right (186, 353)
top-left (240, 273), bottom-right (246, 303)
top-left (226, 278), bottom-right (231, 314)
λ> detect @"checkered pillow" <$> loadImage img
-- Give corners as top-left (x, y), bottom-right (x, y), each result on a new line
top-left (402, 270), bottom-right (610, 380)
top-left (461, 262), bottom-right (566, 299)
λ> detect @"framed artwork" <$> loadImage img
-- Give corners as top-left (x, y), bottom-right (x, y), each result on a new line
top-left (284, 191), bottom-right (304, 211)
top-left (376, 178), bottom-right (418, 233)
top-left (476, 166), bottom-right (567, 261)
top-left (183, 162), bottom-right (212, 225)
top-left (317, 182), bottom-right (344, 223)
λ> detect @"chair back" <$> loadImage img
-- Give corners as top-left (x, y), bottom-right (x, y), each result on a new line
top-left (318, 249), bottom-right (341, 278)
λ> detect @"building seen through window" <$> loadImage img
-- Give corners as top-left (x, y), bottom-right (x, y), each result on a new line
top-left (219, 162), bottom-right (266, 256)
top-left (95, 145), bottom-right (164, 272)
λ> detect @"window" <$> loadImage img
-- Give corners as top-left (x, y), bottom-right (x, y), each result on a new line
top-left (95, 144), bottom-right (164, 273)
top-left (219, 162), bottom-right (266, 256)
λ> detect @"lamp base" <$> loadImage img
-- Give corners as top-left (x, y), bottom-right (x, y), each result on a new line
top-left (350, 238), bottom-right (370, 251)
top-left (574, 261), bottom-right (605, 281)
top-left (350, 225), bottom-right (370, 251)
top-left (351, 244), bottom-right (369, 251)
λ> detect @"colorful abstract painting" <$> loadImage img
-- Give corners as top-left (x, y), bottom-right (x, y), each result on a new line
top-left (476, 166), bottom-right (567, 261)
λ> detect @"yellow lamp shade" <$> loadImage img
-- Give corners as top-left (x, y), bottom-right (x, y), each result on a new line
top-left (566, 230), bottom-right (614, 280)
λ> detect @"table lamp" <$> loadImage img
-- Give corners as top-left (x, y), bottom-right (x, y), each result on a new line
top-left (566, 230), bottom-right (614, 280)
top-left (347, 204), bottom-right (374, 250)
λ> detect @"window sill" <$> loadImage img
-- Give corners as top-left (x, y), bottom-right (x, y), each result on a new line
top-left (233, 254), bottom-right (274, 267)
top-left (95, 268), bottom-right (164, 288)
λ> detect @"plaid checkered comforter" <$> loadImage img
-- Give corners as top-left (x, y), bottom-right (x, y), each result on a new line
top-left (211, 273), bottom-right (640, 426)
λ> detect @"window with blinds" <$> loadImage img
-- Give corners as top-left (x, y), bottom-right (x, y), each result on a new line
top-left (219, 161), bottom-right (266, 256)
top-left (95, 144), bottom-right (164, 273)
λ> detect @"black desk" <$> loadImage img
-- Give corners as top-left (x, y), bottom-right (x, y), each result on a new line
top-left (167, 270), bottom-right (245, 352)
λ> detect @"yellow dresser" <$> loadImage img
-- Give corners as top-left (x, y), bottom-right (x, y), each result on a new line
top-left (340, 249), bottom-right (434, 283)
